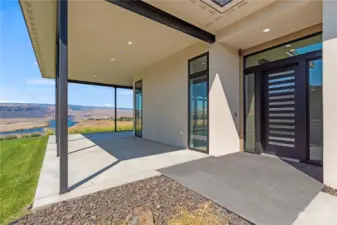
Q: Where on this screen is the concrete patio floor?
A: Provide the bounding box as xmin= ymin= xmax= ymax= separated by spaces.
xmin=159 ymin=152 xmax=325 ymax=225
xmin=33 ymin=132 xmax=208 ymax=209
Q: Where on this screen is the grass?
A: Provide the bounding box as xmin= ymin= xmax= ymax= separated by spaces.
xmin=0 ymin=136 xmax=48 ymax=225
xmin=68 ymin=120 xmax=133 ymax=134
xmin=168 ymin=202 xmax=224 ymax=225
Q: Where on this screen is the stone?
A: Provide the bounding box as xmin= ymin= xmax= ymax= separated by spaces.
xmin=123 ymin=207 xmax=154 ymax=225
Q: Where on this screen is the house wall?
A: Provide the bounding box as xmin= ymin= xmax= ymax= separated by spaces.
xmin=208 ymin=43 xmax=241 ymax=156
xmin=133 ymin=42 xmax=209 ymax=148
xmin=133 ymin=41 xmax=241 ymax=156
xmin=323 ymin=0 xmax=337 ymax=189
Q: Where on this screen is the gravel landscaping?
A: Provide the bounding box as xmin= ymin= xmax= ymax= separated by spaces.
xmin=14 ymin=176 xmax=251 ymax=225
xmin=323 ymin=185 xmax=337 ymax=196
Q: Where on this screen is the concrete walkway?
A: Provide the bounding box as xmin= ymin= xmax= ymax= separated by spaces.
xmin=159 ymin=152 xmax=325 ymax=225
xmin=293 ymin=192 xmax=337 ymax=225
xmin=33 ymin=132 xmax=208 ymax=209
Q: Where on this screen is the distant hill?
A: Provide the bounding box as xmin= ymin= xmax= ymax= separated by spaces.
xmin=0 ymin=103 xmax=133 ymax=119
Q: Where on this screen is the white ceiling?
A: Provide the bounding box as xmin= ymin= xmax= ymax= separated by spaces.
xmin=217 ymin=0 xmax=323 ymax=50
xmin=68 ymin=0 xmax=199 ymax=86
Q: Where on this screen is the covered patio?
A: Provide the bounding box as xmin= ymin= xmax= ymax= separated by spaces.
xmin=33 ymin=132 xmax=207 ymax=209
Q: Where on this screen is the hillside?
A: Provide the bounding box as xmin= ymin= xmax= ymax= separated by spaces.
xmin=0 ymin=103 xmax=133 ymax=120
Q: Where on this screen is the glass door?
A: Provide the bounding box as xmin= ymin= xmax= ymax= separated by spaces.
xmin=135 ymin=80 xmax=142 ymax=137
xmin=308 ymin=58 xmax=323 ymax=165
xmin=188 ymin=53 xmax=209 ymax=152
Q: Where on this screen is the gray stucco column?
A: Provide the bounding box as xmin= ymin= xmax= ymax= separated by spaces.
xmin=58 ymin=0 xmax=68 ymax=194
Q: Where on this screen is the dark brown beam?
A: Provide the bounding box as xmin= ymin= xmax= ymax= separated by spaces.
xmin=106 ymin=0 xmax=215 ymax=44
xmin=68 ymin=79 xmax=132 ymax=89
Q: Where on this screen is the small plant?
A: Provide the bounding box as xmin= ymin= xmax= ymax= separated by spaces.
xmin=168 ymin=202 xmax=224 ymax=225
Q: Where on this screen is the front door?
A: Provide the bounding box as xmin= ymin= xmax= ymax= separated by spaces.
xmin=263 ymin=63 xmax=307 ymax=160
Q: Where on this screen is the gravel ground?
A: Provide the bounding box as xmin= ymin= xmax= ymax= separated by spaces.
xmin=14 ymin=176 xmax=251 ymax=225
xmin=323 ymin=185 xmax=337 ymax=196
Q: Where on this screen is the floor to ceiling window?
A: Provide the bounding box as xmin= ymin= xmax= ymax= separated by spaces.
xmin=188 ymin=53 xmax=209 ymax=152
xmin=135 ymin=80 xmax=142 ymax=137
xmin=116 ymin=88 xmax=133 ymax=132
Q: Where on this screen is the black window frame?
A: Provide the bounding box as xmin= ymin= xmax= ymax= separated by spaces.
xmin=244 ymin=32 xmax=322 ymax=68
xmin=188 ymin=52 xmax=210 ymax=154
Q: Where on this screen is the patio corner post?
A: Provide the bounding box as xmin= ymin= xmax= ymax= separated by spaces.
xmin=115 ymin=87 xmax=117 ymax=132
xmin=55 ymin=73 xmax=59 ymax=157
xmin=58 ymin=0 xmax=68 ymax=194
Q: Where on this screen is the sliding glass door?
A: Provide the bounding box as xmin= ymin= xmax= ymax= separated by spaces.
xmin=135 ymin=80 xmax=142 ymax=137
xmin=188 ymin=53 xmax=209 ymax=152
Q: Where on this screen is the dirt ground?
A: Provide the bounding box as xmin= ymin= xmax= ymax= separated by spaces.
xmin=0 ymin=118 xmax=50 ymax=132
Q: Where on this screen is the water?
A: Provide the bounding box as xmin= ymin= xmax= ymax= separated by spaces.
xmin=0 ymin=118 xmax=78 ymax=136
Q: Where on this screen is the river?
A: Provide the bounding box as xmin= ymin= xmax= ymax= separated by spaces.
xmin=0 ymin=118 xmax=78 ymax=136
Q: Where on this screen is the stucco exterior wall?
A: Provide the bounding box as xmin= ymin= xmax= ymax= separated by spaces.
xmin=323 ymin=0 xmax=337 ymax=189
xmin=209 ymin=43 xmax=241 ymax=156
xmin=133 ymin=42 xmax=209 ymax=148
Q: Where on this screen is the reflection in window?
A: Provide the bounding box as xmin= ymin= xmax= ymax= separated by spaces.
xmin=308 ymin=59 xmax=323 ymax=164
xmin=189 ymin=55 xmax=207 ymax=74
xmin=189 ymin=54 xmax=208 ymax=151
xmin=189 ymin=76 xmax=208 ymax=151
xmin=245 ymin=34 xmax=322 ymax=68
xmin=135 ymin=81 xmax=142 ymax=137
xmin=245 ymin=74 xmax=255 ymax=151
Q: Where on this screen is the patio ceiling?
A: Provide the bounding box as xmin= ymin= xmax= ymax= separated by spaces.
xmin=20 ymin=0 xmax=202 ymax=86
xmin=20 ymin=0 xmax=322 ymax=87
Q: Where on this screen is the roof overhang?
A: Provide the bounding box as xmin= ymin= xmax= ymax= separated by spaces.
xmin=20 ymin=0 xmax=57 ymax=79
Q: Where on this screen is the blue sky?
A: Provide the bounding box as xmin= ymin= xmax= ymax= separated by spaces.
xmin=0 ymin=0 xmax=133 ymax=108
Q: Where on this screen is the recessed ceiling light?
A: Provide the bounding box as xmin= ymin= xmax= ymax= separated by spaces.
xmin=128 ymin=41 xmax=133 ymax=45
xmin=110 ymin=58 xmax=115 ymax=61
xmin=263 ymin=28 xmax=271 ymax=33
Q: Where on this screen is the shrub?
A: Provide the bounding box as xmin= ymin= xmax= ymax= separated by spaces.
xmin=30 ymin=133 xmax=42 ymax=137
xmin=3 ymin=135 xmax=18 ymax=140
xmin=45 ymin=129 xmax=55 ymax=136
xmin=19 ymin=134 xmax=30 ymax=139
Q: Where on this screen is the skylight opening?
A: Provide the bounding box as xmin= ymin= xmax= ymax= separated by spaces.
xmin=212 ymin=0 xmax=232 ymax=7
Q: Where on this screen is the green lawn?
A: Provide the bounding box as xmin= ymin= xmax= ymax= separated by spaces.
xmin=0 ymin=136 xmax=48 ymax=225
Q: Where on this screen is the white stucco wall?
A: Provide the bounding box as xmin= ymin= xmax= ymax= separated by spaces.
xmin=323 ymin=0 xmax=337 ymax=189
xmin=209 ymin=43 xmax=240 ymax=156
xmin=133 ymin=42 xmax=209 ymax=148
